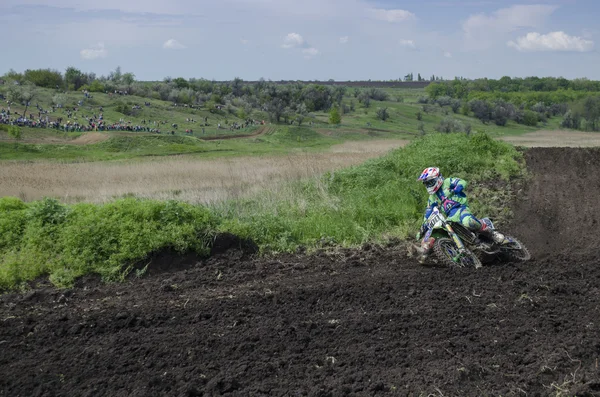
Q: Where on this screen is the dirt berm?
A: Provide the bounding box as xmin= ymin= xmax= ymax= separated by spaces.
xmin=1 ymin=148 xmax=599 ymax=396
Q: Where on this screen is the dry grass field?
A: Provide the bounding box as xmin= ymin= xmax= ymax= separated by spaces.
xmin=499 ymin=130 xmax=600 ymax=147
xmin=0 ymin=139 xmax=409 ymax=204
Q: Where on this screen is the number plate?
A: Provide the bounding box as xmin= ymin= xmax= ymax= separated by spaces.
xmin=427 ymin=214 xmax=442 ymax=229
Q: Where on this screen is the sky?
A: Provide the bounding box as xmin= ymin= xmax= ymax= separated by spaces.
xmin=1 ymin=0 xmax=599 ymax=81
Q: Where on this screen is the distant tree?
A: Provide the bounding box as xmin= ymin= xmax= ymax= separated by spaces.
xmin=376 ymin=107 xmax=390 ymax=121
xmin=416 ymin=111 xmax=423 ymax=121
xmin=7 ymin=82 xmax=37 ymax=118
xmin=469 ymin=99 xmax=493 ymax=124
xmin=266 ymin=98 xmax=285 ymax=122
xmin=295 ymin=103 xmax=308 ymax=125
xmin=122 ymin=72 xmax=136 ymax=86
xmin=561 ymin=110 xmax=582 ymax=130
xmin=464 ymin=123 xmax=472 ymax=136
xmin=109 ymin=66 xmax=123 ymax=83
xmin=89 ymin=80 xmax=105 ymax=93
xmin=231 ymin=77 xmax=244 ymax=97
xmin=173 ymin=77 xmax=189 ymax=89
xmin=417 ymin=73 xmax=422 ymax=82
xmin=581 ymin=96 xmax=600 ymax=131
xmin=65 ymin=67 xmax=87 ymax=90
xmin=329 ymin=106 xmax=341 ymax=125
xmin=52 ymin=93 xmax=67 ymax=107
xmin=23 ymin=69 xmax=63 ymax=88
xmin=491 ymin=101 xmax=512 ymax=126
xmin=461 ymin=103 xmax=470 ymax=116
xmin=358 ymin=92 xmax=371 ymax=108
xmin=331 ymin=85 xmax=347 ymax=105
xmin=435 ymin=117 xmax=464 ymax=133
xmin=450 ymin=99 xmax=461 ymax=114
xmin=418 ymin=122 xmax=425 ymax=136
xmin=2 ymin=69 xmax=24 ymax=84
xmin=522 ymin=110 xmax=539 ymax=127
xmin=366 ymin=88 xmax=388 ymax=101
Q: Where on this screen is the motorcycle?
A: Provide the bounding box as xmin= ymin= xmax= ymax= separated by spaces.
xmin=419 ymin=206 xmax=530 ymax=268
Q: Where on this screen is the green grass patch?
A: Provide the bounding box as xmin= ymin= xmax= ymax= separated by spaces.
xmin=216 ymin=132 xmax=526 ymax=252
xmin=0 ymin=198 xmax=217 ymax=290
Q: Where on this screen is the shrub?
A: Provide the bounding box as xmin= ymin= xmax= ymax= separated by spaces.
xmin=376 ymin=107 xmax=390 ymax=121
xmin=522 ymin=110 xmax=538 ymax=126
xmin=0 ymin=198 xmax=217 ymax=289
xmin=329 ymin=106 xmax=341 ymax=125
xmin=435 ymin=117 xmax=464 ymax=133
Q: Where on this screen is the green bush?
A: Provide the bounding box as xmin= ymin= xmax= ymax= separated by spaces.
xmin=522 ymin=110 xmax=539 ymax=126
xmin=0 ymin=198 xmax=217 ymax=290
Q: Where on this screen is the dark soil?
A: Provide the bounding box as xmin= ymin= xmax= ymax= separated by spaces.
xmin=1 ymin=148 xmax=600 ymax=397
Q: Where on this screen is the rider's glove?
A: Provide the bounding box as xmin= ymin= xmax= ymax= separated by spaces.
xmin=452 ymin=184 xmax=463 ymax=194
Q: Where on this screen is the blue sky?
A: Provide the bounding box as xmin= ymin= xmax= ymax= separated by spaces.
xmin=0 ymin=0 xmax=598 ymax=81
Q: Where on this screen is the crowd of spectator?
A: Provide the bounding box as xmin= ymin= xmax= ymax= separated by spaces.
xmin=1 ymin=90 xmax=266 ymax=136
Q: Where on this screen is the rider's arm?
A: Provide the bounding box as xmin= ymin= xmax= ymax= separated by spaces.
xmin=422 ymin=196 xmax=438 ymax=224
xmin=448 ymin=177 xmax=467 ymax=195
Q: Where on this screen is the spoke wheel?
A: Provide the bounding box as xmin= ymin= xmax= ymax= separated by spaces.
xmin=501 ymin=237 xmax=531 ymax=262
xmin=434 ymin=238 xmax=482 ymax=269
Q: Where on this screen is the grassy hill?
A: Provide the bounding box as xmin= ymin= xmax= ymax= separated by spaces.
xmin=0 ymin=85 xmax=553 ymax=162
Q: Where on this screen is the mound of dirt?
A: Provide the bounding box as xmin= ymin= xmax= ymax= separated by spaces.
xmin=1 ymin=148 xmax=600 ymax=396
xmin=510 ymin=147 xmax=600 ymax=260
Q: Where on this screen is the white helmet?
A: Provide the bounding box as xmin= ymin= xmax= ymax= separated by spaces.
xmin=417 ymin=167 xmax=443 ymax=194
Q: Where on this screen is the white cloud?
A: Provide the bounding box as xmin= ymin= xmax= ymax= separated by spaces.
xmin=444 ymin=51 xmax=452 ymax=58
xmin=399 ymin=39 xmax=416 ymax=48
xmin=369 ymin=8 xmax=416 ymax=23
xmin=463 ymin=4 xmax=558 ymax=50
xmin=80 ymin=43 xmax=108 ymax=60
xmin=240 ymin=38 xmax=249 ymax=45
xmin=282 ymin=32 xmax=305 ymax=49
xmin=302 ymin=47 xmax=319 ymax=58
xmin=508 ymin=31 xmax=594 ymax=52
xmin=163 ymin=39 xmax=186 ymax=49
xmin=339 ymin=36 xmax=349 ymax=44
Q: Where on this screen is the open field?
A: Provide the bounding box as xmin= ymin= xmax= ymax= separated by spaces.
xmin=1 ymin=147 xmax=599 ymax=396
xmin=0 ymin=139 xmax=408 ymax=204
xmin=500 ymin=129 xmax=600 ymax=147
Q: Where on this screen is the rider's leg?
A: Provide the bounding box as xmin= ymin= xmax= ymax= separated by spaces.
xmin=418 ymin=236 xmax=435 ymax=263
xmin=457 ymin=208 xmax=508 ymax=244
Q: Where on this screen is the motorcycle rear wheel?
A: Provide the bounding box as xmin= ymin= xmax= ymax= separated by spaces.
xmin=501 ymin=237 xmax=531 ymax=262
xmin=434 ymin=238 xmax=482 ymax=269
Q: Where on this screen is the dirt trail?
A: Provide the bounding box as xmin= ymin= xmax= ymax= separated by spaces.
xmin=1 ymin=148 xmax=600 ymax=396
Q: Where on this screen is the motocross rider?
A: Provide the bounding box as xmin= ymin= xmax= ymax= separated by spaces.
xmin=415 ymin=167 xmax=508 ymax=263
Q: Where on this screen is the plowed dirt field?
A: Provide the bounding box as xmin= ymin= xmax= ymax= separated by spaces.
xmin=1 ymin=148 xmax=599 ymax=396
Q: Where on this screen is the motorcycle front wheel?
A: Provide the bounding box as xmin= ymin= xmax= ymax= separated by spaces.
xmin=434 ymin=238 xmax=482 ymax=269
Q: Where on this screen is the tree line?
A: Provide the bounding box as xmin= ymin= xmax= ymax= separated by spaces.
xmin=1 ymin=67 xmax=393 ymax=125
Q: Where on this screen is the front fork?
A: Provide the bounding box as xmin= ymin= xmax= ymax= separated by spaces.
xmin=445 ymin=224 xmax=467 ymax=262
